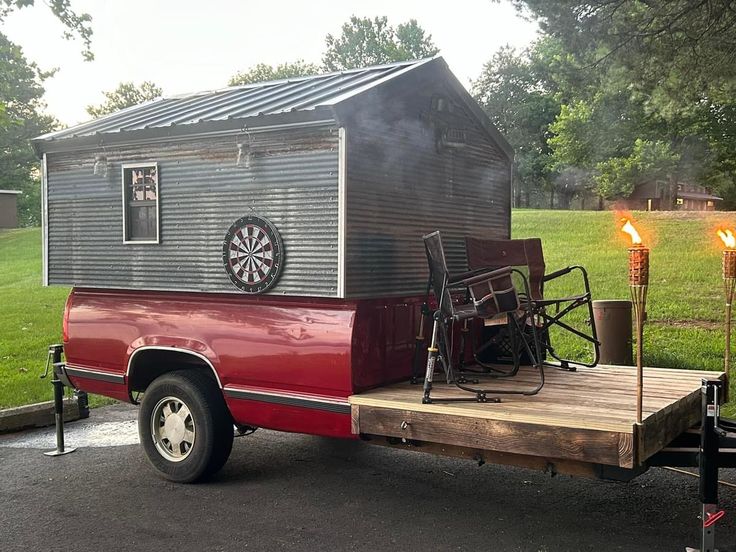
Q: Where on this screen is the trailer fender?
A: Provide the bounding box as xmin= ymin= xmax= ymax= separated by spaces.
xmin=126 ymin=345 xmax=222 ymax=401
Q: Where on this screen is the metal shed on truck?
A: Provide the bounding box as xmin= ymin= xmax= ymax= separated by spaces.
xmin=33 ymin=56 xmax=512 ymax=298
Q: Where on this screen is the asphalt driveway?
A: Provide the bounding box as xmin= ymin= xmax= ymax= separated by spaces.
xmin=0 ymin=403 xmax=734 ymax=551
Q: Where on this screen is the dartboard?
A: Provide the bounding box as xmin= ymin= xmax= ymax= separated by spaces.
xmin=222 ymin=215 xmax=284 ymax=293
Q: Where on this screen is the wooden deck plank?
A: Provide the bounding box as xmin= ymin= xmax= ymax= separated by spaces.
xmin=355 ymin=405 xmax=635 ymax=467
xmin=353 ymin=388 xmax=687 ymax=427
xmin=349 ymin=364 xmax=726 ymax=468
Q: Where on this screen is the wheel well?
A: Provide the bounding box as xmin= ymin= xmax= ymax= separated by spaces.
xmin=128 ymin=349 xmax=219 ymax=394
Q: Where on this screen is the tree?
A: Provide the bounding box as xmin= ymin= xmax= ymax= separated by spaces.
xmin=595 ymin=139 xmax=679 ymax=199
xmin=0 ymin=0 xmax=93 ymax=60
xmin=472 ymin=43 xmax=559 ymax=207
xmin=0 ymin=32 xmax=56 ymax=226
xmin=86 ymin=81 xmax=163 ymax=118
xmin=323 ymin=16 xmax=438 ymax=71
xmin=228 ymin=60 xmax=319 ymax=86
xmin=506 ymin=1 xmax=736 ymax=207
xmin=511 ymin=1 xmax=736 ymax=110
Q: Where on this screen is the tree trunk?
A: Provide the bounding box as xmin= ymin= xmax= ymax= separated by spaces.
xmin=549 ymin=189 xmax=555 ymax=209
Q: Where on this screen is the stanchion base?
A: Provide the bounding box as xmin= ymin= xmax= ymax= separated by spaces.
xmin=43 ymin=447 xmax=76 ymax=457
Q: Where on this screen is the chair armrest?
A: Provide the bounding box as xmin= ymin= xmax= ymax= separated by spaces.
xmin=460 ymin=266 xmax=514 ymax=286
xmin=447 ymin=267 xmax=496 ymax=284
xmin=542 ymin=265 xmax=592 ymax=297
xmin=542 ymin=266 xmax=574 ymax=282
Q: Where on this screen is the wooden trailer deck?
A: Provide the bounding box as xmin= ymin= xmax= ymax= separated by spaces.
xmin=350 ymin=365 xmax=727 ymax=472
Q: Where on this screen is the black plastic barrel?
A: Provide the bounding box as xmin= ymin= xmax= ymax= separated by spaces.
xmin=592 ymin=300 xmax=633 ymax=366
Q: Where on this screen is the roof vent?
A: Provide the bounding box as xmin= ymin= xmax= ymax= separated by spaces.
xmin=438 ymin=127 xmax=467 ymax=150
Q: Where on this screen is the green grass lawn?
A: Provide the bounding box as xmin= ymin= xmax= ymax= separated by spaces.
xmin=513 ymin=209 xmax=735 ymax=415
xmin=1 ymin=214 xmax=734 ymax=414
xmin=0 ymin=228 xmax=70 ymax=408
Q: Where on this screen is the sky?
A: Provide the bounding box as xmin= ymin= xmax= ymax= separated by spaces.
xmin=4 ymin=0 xmax=538 ymax=127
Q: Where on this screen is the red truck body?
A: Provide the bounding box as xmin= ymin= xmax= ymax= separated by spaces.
xmin=63 ymin=288 xmax=422 ymax=439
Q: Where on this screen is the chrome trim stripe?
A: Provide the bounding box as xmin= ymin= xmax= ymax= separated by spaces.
xmin=125 ymin=346 xmax=223 ymax=388
xmin=65 ymin=365 xmax=126 ymax=384
xmin=223 ymin=387 xmax=351 ymax=414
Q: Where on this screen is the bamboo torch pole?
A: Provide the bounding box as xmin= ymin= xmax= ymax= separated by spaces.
xmin=629 ymin=245 xmax=649 ymax=424
xmin=722 ymin=247 xmax=736 ymax=379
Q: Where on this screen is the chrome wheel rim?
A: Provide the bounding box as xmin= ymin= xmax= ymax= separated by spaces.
xmin=151 ymin=396 xmax=195 ymax=462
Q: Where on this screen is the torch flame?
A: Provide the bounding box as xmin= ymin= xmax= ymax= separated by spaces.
xmin=621 ymin=218 xmax=642 ymax=246
xmin=718 ymin=228 xmax=736 ymax=250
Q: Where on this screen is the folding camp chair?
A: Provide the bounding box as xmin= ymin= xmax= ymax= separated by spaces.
xmin=420 ymin=231 xmax=545 ymax=404
xmin=465 ymin=237 xmax=600 ymax=371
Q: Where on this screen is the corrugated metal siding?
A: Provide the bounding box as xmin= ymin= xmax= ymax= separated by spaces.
xmin=47 ymin=127 xmax=340 ymax=296
xmin=37 ymin=60 xmax=424 ymax=142
xmin=344 ymin=77 xmax=510 ymax=298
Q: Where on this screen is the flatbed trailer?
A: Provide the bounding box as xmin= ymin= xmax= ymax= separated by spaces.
xmin=351 ymin=364 xmax=723 ymax=474
xmin=348 ymin=368 xmax=736 ymax=551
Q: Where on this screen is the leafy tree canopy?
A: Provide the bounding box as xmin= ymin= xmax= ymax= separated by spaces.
xmin=86 ymin=81 xmax=162 ymax=118
xmin=228 ymin=60 xmax=319 ymax=86
xmin=229 ymin=17 xmax=438 ymax=87
xmin=511 ymin=1 xmax=736 ymax=111
xmin=0 ymin=32 xmax=56 ymax=225
xmin=0 ymin=0 xmax=93 ymax=60
xmin=472 ymin=40 xmax=560 ymax=206
xmin=480 ymin=1 xmax=736 ymax=207
xmin=323 ymin=16 xmax=438 ymax=71
xmin=595 ymin=139 xmax=680 ymax=199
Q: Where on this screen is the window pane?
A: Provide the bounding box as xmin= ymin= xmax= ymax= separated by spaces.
xmin=124 ymin=165 xmax=158 ymax=241
xmin=130 ymin=205 xmax=156 ymax=239
xmin=143 ymin=167 xmax=157 ymax=200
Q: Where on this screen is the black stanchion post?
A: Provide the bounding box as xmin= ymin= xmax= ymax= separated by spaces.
xmin=697 ymin=379 xmax=724 ymax=552
xmin=44 ymin=344 xmax=76 ymax=457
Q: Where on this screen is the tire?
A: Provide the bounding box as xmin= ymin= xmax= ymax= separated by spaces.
xmin=138 ymin=369 xmax=233 ymax=483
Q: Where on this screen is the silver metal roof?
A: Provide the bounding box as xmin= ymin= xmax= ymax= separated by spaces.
xmin=37 ymin=58 xmax=433 ymax=142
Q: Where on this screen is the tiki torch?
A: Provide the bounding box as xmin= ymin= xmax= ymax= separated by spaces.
xmin=717 ymin=228 xmax=736 ymax=378
xmin=622 ymin=218 xmax=648 ymax=423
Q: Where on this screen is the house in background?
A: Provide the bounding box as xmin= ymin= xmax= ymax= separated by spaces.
xmin=624 ymin=180 xmax=722 ymax=211
xmin=0 ymin=190 xmax=21 ymax=228
xmin=675 ymin=183 xmax=722 ymax=211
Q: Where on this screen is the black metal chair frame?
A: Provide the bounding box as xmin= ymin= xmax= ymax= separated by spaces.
xmin=419 ymin=231 xmax=545 ymax=404
xmin=464 ymin=237 xmax=601 ymax=372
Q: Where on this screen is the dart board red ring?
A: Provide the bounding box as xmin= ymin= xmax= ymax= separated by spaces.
xmin=222 ymin=215 xmax=284 ymax=294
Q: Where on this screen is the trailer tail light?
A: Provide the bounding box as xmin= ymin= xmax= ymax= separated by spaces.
xmin=62 ymin=293 xmax=73 ymax=343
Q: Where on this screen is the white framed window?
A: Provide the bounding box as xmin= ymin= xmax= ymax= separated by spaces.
xmin=122 ymin=163 xmax=159 ymax=244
